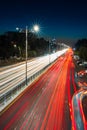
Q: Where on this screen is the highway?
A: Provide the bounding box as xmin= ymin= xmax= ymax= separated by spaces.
xmin=0 ymin=49 xmax=79 ymax=130
xmin=0 ymin=49 xmax=67 ymax=96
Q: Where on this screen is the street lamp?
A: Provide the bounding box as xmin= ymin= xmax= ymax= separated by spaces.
xmin=16 ymin=25 xmax=39 ymax=85
xmin=25 ymin=26 xmax=28 ymax=85
xmin=33 ymin=25 xmax=39 ymax=32
xmin=25 ymin=24 xmax=39 ymax=85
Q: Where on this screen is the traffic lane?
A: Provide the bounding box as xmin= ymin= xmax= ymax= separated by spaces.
xmin=0 ymin=56 xmax=66 ymax=129
xmin=0 ymin=58 xmax=64 ymax=130
xmin=0 ymin=49 xmax=68 ymax=81
xmin=0 ymin=57 xmax=49 ymax=87
xmin=62 ymin=58 xmax=75 ymax=130
xmin=40 ymin=54 xmax=72 ymax=130
xmin=0 ymin=50 xmax=67 ymax=78
xmin=19 ymin=59 xmax=64 ymax=130
xmin=0 ymin=62 xmax=52 ymax=95
xmin=19 ymin=50 xmax=72 ymax=130
xmin=0 ymin=56 xmax=45 ymax=75
xmin=0 ymin=55 xmax=60 ymax=95
xmin=66 ymin=54 xmax=81 ymax=130
xmin=0 ymin=58 xmax=49 ymax=87
xmin=0 ymin=49 xmax=68 ymax=96
xmin=59 ymin=52 xmax=76 ymax=130
xmin=67 ymin=53 xmax=86 ymax=130
xmin=61 ymin=51 xmax=79 ymax=130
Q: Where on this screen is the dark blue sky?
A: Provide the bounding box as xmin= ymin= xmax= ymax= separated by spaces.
xmin=0 ymin=0 xmax=87 ymax=41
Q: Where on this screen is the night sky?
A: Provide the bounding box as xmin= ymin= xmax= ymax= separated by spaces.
xmin=0 ymin=0 xmax=87 ymax=41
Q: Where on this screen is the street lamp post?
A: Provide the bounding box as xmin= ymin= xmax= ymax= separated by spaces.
xmin=25 ymin=24 xmax=39 ymax=85
xmin=16 ymin=25 xmax=39 ymax=85
xmin=26 ymin=26 xmax=28 ymax=85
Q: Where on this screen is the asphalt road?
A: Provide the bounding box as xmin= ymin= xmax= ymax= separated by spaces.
xmin=0 ymin=49 xmax=77 ymax=130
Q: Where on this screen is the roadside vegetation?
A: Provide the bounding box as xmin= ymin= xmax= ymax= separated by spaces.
xmin=75 ymin=39 xmax=87 ymax=61
xmin=0 ymin=31 xmax=58 ymax=66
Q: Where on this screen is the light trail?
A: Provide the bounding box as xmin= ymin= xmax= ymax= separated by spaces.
xmin=20 ymin=56 xmax=66 ymax=130
xmin=0 ymin=52 xmax=68 ymax=129
xmin=0 ymin=48 xmax=82 ymax=130
xmin=0 ymin=49 xmax=68 ymax=96
xmin=40 ymin=55 xmax=69 ymax=130
xmin=66 ymin=55 xmax=77 ymax=130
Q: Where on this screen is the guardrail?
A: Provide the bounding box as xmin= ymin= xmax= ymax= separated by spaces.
xmin=0 ymin=64 xmax=49 ymax=112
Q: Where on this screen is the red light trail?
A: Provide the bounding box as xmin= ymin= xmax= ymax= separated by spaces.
xmin=0 ymin=49 xmax=85 ymax=130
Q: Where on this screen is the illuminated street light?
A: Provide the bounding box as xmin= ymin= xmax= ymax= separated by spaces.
xmin=33 ymin=24 xmax=39 ymax=32
xmin=16 ymin=27 xmax=19 ymax=31
xmin=16 ymin=25 xmax=40 ymax=85
xmin=25 ymin=25 xmax=39 ymax=85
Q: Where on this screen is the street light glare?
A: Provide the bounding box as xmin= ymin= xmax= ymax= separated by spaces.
xmin=16 ymin=27 xmax=19 ymax=31
xmin=33 ymin=25 xmax=39 ymax=32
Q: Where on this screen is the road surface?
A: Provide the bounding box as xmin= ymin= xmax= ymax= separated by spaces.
xmin=0 ymin=49 xmax=78 ymax=130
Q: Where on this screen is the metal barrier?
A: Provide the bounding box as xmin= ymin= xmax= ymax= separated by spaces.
xmin=0 ymin=64 xmax=48 ymax=111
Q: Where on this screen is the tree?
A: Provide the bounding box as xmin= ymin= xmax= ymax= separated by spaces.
xmin=75 ymin=39 xmax=87 ymax=51
xmin=0 ymin=31 xmax=50 ymax=59
xmin=79 ymin=47 xmax=87 ymax=60
xmin=75 ymin=38 xmax=87 ymax=61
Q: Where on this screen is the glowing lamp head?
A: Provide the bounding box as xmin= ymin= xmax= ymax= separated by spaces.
xmin=33 ymin=25 xmax=39 ymax=32
xmin=16 ymin=27 xmax=19 ymax=31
